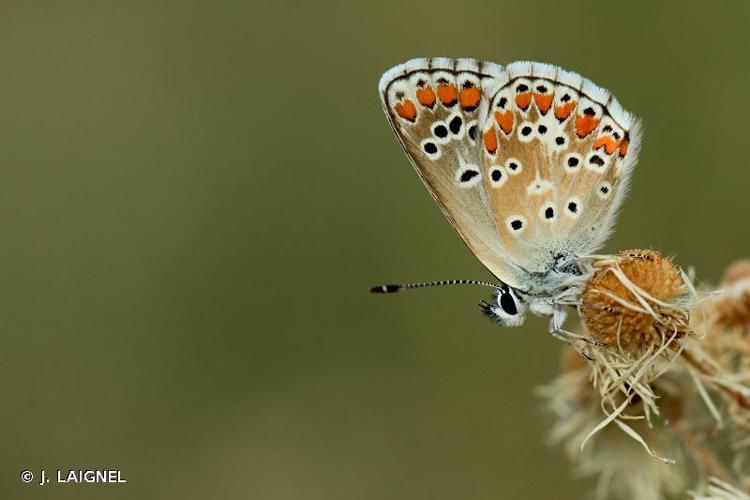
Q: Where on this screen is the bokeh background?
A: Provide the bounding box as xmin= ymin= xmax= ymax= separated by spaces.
xmin=1 ymin=1 xmax=749 ymax=498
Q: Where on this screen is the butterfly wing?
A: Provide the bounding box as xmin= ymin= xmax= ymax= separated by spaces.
xmin=379 ymin=58 xmax=527 ymax=287
xmin=479 ymin=61 xmax=641 ymax=284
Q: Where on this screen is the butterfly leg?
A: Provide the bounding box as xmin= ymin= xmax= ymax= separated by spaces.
xmin=554 ymin=327 xmax=605 ymax=348
xmin=551 ymin=285 xmax=583 ymax=306
xmin=550 ymin=306 xmax=568 ymax=332
xmin=548 ymin=327 xmax=594 ymax=361
xmin=549 ymin=304 xmax=604 ymax=347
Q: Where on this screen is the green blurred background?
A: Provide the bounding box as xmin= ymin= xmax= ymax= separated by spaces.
xmin=1 ymin=1 xmax=749 ymax=498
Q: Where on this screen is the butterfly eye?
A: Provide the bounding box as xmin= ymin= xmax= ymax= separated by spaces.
xmin=498 ymin=287 xmax=519 ymax=315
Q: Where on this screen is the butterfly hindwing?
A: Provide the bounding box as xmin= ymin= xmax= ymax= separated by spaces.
xmin=480 ymin=61 xmax=641 ymax=276
xmin=379 ymin=58 xmax=526 ymax=287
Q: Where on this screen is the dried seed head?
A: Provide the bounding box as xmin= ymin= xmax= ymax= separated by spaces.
xmin=581 ymin=250 xmax=691 ymax=352
xmin=544 ymin=255 xmax=750 ymax=498
xmin=713 ymin=259 xmax=750 ymax=329
xmin=695 ymin=259 xmax=750 ymax=438
xmin=722 ymin=259 xmax=750 ymax=286
xmin=538 ymin=348 xmax=688 ymax=500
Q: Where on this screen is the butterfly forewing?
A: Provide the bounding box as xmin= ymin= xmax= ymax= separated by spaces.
xmin=379 ymin=58 xmax=526 ymax=287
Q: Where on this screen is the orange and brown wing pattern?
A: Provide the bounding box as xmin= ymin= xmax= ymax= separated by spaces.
xmin=379 ymin=58 xmax=526 ymax=287
xmin=479 ymin=62 xmax=641 ymax=274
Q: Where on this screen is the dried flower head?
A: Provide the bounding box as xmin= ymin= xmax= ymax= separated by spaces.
xmin=540 ymin=253 xmax=750 ymax=499
xmin=713 ymin=259 xmax=750 ymax=330
xmin=581 ymin=250 xmax=691 ymax=352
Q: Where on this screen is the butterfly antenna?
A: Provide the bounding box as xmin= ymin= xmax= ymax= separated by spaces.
xmin=369 ymin=279 xmax=500 ymax=294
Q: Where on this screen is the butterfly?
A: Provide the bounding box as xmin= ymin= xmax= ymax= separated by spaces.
xmin=371 ymin=58 xmax=641 ymax=338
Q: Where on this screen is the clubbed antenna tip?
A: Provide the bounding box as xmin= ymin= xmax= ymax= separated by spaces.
xmin=369 ymin=284 xmax=402 ymax=294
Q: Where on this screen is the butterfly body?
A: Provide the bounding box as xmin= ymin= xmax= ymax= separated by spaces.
xmin=377 ymin=58 xmax=641 ymax=329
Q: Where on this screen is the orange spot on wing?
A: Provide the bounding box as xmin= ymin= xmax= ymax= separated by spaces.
xmin=593 ymin=136 xmax=622 ymax=155
xmin=416 ymin=87 xmax=436 ymax=108
xmin=437 ymin=83 xmax=458 ymax=107
xmin=515 ymin=92 xmax=531 ymax=110
xmin=534 ymin=93 xmax=553 ymax=114
xmin=619 ymin=138 xmax=630 ymax=157
xmin=459 ymin=87 xmax=481 ymax=110
xmin=394 ymin=100 xmax=417 ymax=122
xmin=554 ymin=101 xmax=576 ymax=121
xmin=494 ymin=110 xmax=514 ymax=135
xmin=575 ymin=115 xmax=600 ymax=138
xmin=483 ymin=127 xmax=498 ymax=154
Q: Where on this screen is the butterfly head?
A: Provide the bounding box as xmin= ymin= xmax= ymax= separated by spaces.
xmin=480 ymin=284 xmax=527 ymax=327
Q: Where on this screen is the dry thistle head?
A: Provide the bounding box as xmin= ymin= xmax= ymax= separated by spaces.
xmin=713 ymin=259 xmax=750 ymax=330
xmin=541 ymin=254 xmax=750 ymax=499
xmin=722 ymin=260 xmax=750 ymax=286
xmin=581 ymin=250 xmax=691 ymax=352
xmin=537 ymin=347 xmax=689 ymax=500
xmin=693 ymin=258 xmax=750 ymax=470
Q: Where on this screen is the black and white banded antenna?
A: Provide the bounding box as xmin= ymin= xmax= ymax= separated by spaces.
xmin=369 ymin=279 xmax=501 ymax=294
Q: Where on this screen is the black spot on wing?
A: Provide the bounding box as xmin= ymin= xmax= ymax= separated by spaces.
xmin=449 ymin=115 xmax=462 ymax=135
xmin=460 ymin=169 xmax=479 ymax=183
xmin=590 ymin=155 xmax=605 ymax=167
